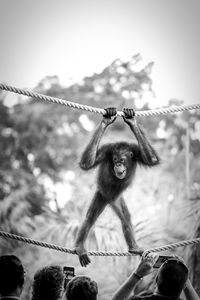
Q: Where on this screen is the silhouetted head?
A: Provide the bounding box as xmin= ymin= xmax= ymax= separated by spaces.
xmin=0 ymin=255 xmax=25 ymax=296
xmin=66 ymin=276 xmax=98 ymax=300
xmin=156 ymin=258 xmax=189 ymax=297
xmin=32 ymin=265 xmax=64 ymax=300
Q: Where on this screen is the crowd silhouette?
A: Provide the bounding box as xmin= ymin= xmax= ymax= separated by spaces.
xmin=0 ymin=252 xmax=199 ymax=300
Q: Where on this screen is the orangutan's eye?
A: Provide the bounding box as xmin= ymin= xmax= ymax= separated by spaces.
xmin=113 ymin=156 xmax=118 ymax=162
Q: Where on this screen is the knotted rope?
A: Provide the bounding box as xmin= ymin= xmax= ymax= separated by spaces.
xmin=1 ymin=83 xmax=200 ymax=117
xmin=0 ymin=230 xmax=199 ymax=257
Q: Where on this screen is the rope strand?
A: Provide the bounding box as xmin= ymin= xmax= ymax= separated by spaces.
xmin=1 ymin=83 xmax=200 ymax=117
xmin=0 ymin=230 xmax=199 ymax=257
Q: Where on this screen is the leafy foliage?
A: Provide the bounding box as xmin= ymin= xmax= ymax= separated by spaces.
xmin=0 ymin=55 xmax=200 ymax=299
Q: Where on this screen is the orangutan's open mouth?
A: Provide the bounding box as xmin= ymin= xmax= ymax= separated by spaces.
xmin=115 ymin=169 xmax=126 ymax=179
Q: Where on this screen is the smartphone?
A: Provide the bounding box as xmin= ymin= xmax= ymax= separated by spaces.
xmin=153 ymin=255 xmax=173 ymax=268
xmin=63 ymin=266 xmax=75 ymax=279
xmin=63 ymin=266 xmax=75 ymax=288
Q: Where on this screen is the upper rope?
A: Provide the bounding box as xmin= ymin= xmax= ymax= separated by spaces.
xmin=1 ymin=83 xmax=200 ymax=117
xmin=0 ymin=230 xmax=199 ymax=257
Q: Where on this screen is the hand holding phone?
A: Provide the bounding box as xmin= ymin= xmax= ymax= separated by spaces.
xmin=134 ymin=253 xmax=159 ymax=278
xmin=153 ymin=255 xmax=173 ymax=268
xmin=63 ymin=266 xmax=75 ymax=288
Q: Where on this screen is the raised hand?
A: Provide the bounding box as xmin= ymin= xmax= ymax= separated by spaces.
xmin=135 ymin=252 xmax=159 ymax=278
xmin=102 ymin=107 xmax=117 ymax=126
xmin=122 ymin=108 xmax=136 ymax=126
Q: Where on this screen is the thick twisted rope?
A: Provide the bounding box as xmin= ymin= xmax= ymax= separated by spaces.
xmin=1 ymin=83 xmax=200 ymax=117
xmin=0 ymin=230 xmax=199 ymax=257
xmin=143 ymin=237 xmax=200 ymax=255
xmin=0 ymin=231 xmax=138 ymax=256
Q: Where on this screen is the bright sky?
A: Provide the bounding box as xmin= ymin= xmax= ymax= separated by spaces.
xmin=1 ymin=0 xmax=200 ymax=107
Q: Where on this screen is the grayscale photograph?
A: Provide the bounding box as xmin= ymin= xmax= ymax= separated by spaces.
xmin=0 ymin=1 xmax=200 ymax=299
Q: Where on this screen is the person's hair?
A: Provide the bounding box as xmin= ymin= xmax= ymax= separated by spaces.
xmin=66 ymin=276 xmax=98 ymax=300
xmin=31 ymin=265 xmax=64 ymax=300
xmin=0 ymin=255 xmax=25 ymax=295
xmin=156 ymin=258 xmax=189 ymax=297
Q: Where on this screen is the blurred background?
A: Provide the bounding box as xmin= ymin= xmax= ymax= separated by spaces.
xmin=0 ymin=0 xmax=200 ymax=299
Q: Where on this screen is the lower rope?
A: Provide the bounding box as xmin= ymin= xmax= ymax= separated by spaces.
xmin=0 ymin=230 xmax=199 ymax=257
